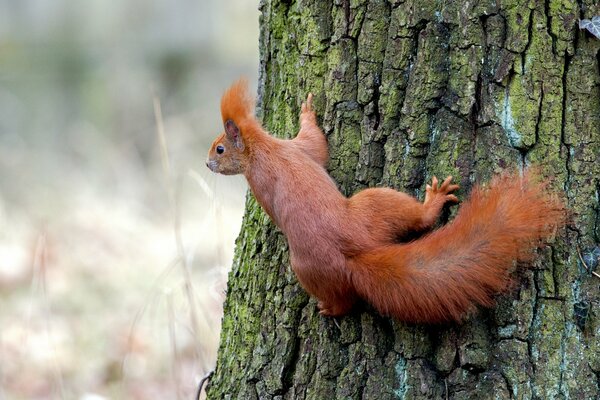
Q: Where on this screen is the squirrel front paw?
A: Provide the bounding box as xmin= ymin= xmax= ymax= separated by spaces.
xmin=424 ymin=176 xmax=459 ymax=206
xmin=300 ymin=93 xmax=317 ymax=124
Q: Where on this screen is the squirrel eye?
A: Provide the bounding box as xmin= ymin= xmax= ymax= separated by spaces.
xmin=216 ymin=145 xmax=225 ymax=154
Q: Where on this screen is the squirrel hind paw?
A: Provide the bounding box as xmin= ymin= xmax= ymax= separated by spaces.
xmin=317 ymin=300 xmax=352 ymax=317
xmin=425 ymin=175 xmax=460 ymax=205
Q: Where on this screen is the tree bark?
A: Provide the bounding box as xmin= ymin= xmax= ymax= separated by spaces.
xmin=206 ymin=0 xmax=600 ymax=398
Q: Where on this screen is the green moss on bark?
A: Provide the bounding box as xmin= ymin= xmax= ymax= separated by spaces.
xmin=206 ymin=0 xmax=600 ymax=398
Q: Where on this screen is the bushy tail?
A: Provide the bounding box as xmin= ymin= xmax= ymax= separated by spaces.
xmin=350 ymin=171 xmax=565 ymax=323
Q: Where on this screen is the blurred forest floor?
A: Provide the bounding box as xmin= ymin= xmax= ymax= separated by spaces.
xmin=0 ymin=1 xmax=258 ymax=398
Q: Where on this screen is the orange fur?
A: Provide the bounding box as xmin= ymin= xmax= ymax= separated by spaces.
xmin=206 ymin=80 xmax=565 ymax=324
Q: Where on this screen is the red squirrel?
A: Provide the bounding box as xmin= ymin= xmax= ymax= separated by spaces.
xmin=206 ymin=80 xmax=565 ymax=324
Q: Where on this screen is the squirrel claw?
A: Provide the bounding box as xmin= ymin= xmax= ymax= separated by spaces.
xmin=318 ymin=307 xmax=334 ymax=317
xmin=318 ymin=300 xmax=338 ymax=317
xmin=440 ymin=176 xmax=452 ymax=190
xmin=446 ymin=194 xmax=459 ymax=203
xmin=440 ymin=177 xmax=460 ymax=194
xmin=301 ymin=93 xmax=314 ymax=113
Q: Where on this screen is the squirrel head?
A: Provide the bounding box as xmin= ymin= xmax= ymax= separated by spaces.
xmin=206 ymin=119 xmax=248 ymax=175
xmin=206 ymin=79 xmax=254 ymax=175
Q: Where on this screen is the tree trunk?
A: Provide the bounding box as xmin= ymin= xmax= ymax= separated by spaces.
xmin=206 ymin=0 xmax=600 ymax=398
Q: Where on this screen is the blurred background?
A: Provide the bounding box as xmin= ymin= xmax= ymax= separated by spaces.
xmin=0 ymin=0 xmax=258 ymax=398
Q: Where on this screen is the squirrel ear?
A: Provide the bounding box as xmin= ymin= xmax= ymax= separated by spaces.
xmin=224 ymin=119 xmax=244 ymax=151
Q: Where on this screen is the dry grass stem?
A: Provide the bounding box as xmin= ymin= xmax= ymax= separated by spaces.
xmin=153 ymin=95 xmax=210 ymax=389
xmin=30 ymin=233 xmax=66 ymax=399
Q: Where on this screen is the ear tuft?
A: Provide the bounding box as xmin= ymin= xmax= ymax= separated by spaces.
xmin=225 ymin=119 xmax=244 ymax=150
xmin=221 ymin=79 xmax=254 ymax=125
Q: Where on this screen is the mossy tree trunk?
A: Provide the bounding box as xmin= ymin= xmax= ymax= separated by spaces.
xmin=206 ymin=0 xmax=600 ymax=398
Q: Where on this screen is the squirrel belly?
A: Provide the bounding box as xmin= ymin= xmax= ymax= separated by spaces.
xmin=207 ymin=80 xmax=565 ymax=324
